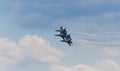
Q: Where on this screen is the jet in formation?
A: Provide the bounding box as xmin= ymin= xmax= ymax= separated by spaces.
xmin=55 ymin=26 xmax=73 ymax=46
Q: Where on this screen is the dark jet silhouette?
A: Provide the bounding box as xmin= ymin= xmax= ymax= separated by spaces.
xmin=66 ymin=34 xmax=71 ymax=40
xmin=55 ymin=26 xmax=64 ymax=32
xmin=55 ymin=26 xmax=67 ymax=40
xmin=61 ymin=34 xmax=73 ymax=46
xmin=61 ymin=39 xmax=73 ymax=46
xmin=55 ymin=26 xmax=73 ymax=46
xmin=55 ymin=34 xmax=66 ymax=40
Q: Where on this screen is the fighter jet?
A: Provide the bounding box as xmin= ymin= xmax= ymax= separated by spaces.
xmin=55 ymin=26 xmax=64 ymax=32
xmin=66 ymin=34 xmax=71 ymax=40
xmin=61 ymin=34 xmax=73 ymax=46
xmin=55 ymin=26 xmax=67 ymax=40
xmin=55 ymin=26 xmax=73 ymax=46
xmin=61 ymin=39 xmax=73 ymax=46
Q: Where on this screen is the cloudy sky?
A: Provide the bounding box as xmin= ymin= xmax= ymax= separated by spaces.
xmin=0 ymin=0 xmax=120 ymax=71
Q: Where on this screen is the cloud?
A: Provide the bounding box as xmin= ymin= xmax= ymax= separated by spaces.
xmin=51 ymin=59 xmax=120 ymax=71
xmin=96 ymin=59 xmax=120 ymax=71
xmin=0 ymin=35 xmax=66 ymax=65
xmin=102 ymin=48 xmax=120 ymax=56
xmin=51 ymin=64 xmax=100 ymax=71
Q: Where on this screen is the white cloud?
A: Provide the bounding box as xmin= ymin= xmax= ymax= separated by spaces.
xmin=102 ymin=48 xmax=120 ymax=56
xmin=51 ymin=65 xmax=72 ymax=71
xmin=0 ymin=35 xmax=66 ymax=65
xmin=51 ymin=59 xmax=120 ymax=71
xmin=51 ymin=64 xmax=100 ymax=71
xmin=96 ymin=59 xmax=120 ymax=71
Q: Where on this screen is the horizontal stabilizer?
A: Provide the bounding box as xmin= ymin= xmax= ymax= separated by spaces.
xmin=55 ymin=30 xmax=63 ymax=32
xmin=61 ymin=40 xmax=68 ymax=42
xmin=55 ymin=34 xmax=63 ymax=36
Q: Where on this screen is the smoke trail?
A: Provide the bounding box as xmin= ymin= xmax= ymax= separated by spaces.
xmin=74 ymin=32 xmax=120 ymax=47
xmin=76 ymin=32 xmax=120 ymax=42
xmin=74 ymin=38 xmax=120 ymax=46
xmin=76 ymin=33 xmax=120 ymax=39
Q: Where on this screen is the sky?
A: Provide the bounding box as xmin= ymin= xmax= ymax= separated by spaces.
xmin=0 ymin=0 xmax=120 ymax=71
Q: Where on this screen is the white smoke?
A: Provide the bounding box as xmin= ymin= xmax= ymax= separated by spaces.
xmin=74 ymin=32 xmax=120 ymax=47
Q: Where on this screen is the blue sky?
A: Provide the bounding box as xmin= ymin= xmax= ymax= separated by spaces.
xmin=0 ymin=0 xmax=120 ymax=71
